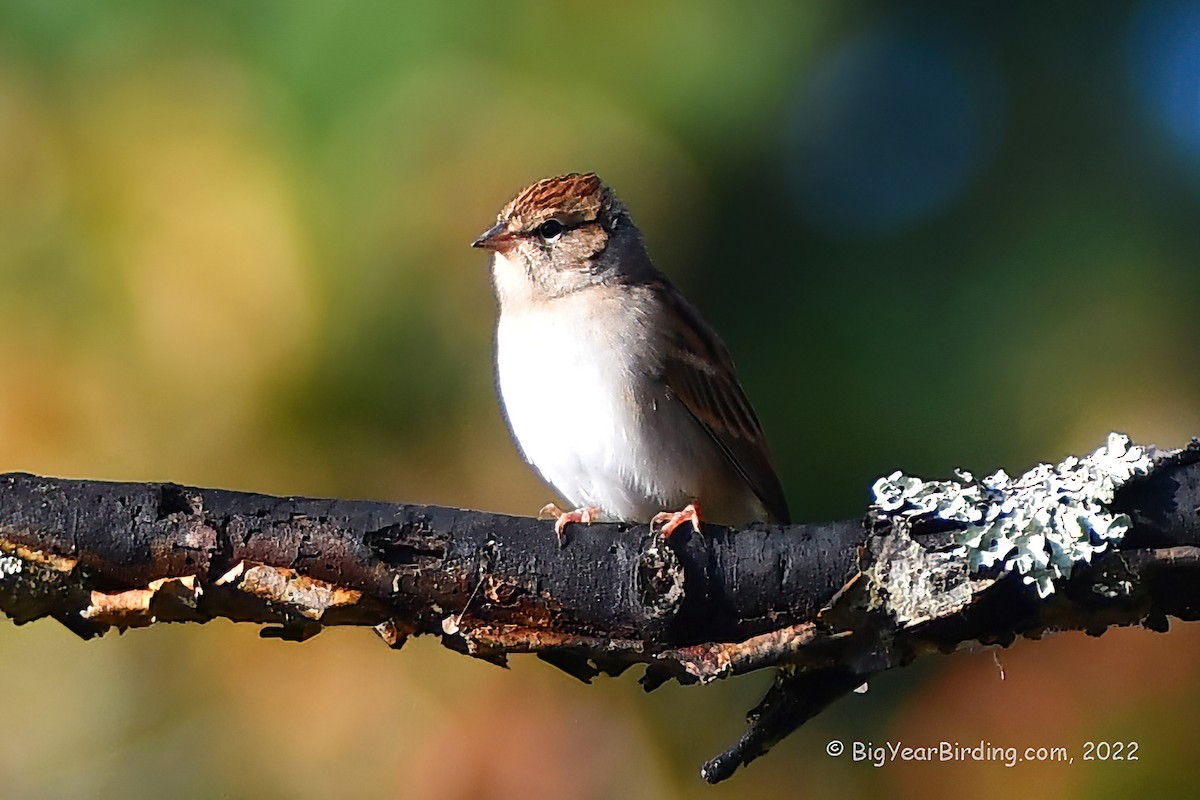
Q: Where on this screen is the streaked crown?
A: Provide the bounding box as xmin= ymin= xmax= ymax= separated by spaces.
xmin=500 ymin=172 xmax=621 ymax=232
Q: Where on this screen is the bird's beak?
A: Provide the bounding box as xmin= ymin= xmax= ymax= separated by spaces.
xmin=472 ymin=221 xmax=514 ymax=252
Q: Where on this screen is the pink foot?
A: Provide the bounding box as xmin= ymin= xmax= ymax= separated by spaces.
xmin=538 ymin=503 xmax=601 ymax=543
xmin=650 ymin=503 xmax=702 ymax=538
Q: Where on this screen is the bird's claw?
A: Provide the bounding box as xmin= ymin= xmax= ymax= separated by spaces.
xmin=650 ymin=503 xmax=702 ymax=538
xmin=538 ymin=503 xmax=599 ymax=544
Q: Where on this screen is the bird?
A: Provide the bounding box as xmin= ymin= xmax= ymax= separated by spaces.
xmin=473 ymin=172 xmax=790 ymax=539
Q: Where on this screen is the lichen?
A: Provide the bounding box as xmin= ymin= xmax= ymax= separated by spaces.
xmin=865 ymin=513 xmax=1007 ymax=625
xmin=0 ymin=554 xmax=22 ymax=578
xmin=871 ymin=432 xmax=1152 ymax=598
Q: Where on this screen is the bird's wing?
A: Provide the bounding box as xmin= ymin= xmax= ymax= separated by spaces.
xmin=656 ymin=287 xmax=792 ymax=524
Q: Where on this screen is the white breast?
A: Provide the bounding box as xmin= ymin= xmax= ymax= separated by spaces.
xmin=491 ymin=253 xmax=760 ymax=523
xmin=496 ymin=285 xmax=658 ymax=520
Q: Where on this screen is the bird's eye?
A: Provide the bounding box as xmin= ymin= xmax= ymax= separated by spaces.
xmin=535 ymin=219 xmax=565 ymax=241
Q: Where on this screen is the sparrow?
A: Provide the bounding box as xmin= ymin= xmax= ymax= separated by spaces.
xmin=473 ymin=173 xmax=790 ymax=538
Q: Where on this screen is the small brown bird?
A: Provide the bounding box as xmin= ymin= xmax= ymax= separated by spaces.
xmin=473 ymin=173 xmax=790 ymax=537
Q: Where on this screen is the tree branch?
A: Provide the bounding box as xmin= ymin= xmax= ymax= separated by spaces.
xmin=1 ymin=439 xmax=1198 ymax=782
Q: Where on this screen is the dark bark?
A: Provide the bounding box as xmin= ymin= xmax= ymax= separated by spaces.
xmin=0 ymin=441 xmax=1197 ymax=782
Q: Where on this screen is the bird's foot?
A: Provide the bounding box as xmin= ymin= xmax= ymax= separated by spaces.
xmin=650 ymin=503 xmax=702 ymax=538
xmin=538 ymin=503 xmax=601 ymax=544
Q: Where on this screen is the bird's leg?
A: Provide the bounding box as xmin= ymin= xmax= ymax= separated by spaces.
xmin=650 ymin=502 xmax=702 ymax=538
xmin=538 ymin=503 xmax=601 ymax=544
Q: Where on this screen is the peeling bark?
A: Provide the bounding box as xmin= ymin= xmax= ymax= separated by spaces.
xmin=1 ymin=441 xmax=1199 ymax=782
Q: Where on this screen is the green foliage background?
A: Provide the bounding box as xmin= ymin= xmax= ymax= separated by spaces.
xmin=2 ymin=2 xmax=1199 ymax=797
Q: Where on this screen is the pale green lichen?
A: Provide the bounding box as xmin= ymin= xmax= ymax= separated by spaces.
xmin=871 ymin=433 xmax=1152 ymax=599
xmin=866 ymin=520 xmax=992 ymax=627
xmin=0 ymin=554 xmax=22 ymax=578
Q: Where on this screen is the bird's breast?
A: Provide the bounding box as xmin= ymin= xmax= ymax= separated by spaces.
xmin=496 ymin=297 xmax=637 ymax=442
xmin=493 ymin=290 xmax=765 ymax=523
xmin=494 ymin=292 xmax=656 ymax=510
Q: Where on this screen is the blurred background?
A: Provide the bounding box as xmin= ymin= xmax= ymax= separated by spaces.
xmin=2 ymin=0 xmax=1200 ymax=797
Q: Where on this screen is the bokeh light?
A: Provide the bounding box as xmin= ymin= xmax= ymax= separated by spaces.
xmin=784 ymin=21 xmax=1004 ymax=237
xmin=1128 ymin=0 xmax=1200 ymax=175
